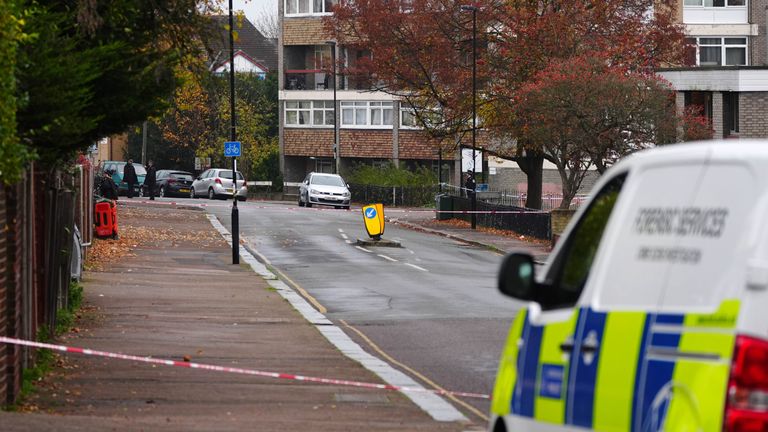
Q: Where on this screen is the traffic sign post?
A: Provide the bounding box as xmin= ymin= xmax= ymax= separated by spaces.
xmin=224 ymin=140 xmax=241 ymax=265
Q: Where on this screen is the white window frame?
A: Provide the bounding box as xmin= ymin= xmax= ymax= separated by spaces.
xmin=400 ymin=106 xmax=420 ymax=129
xmin=285 ymin=0 xmax=334 ymax=16
xmin=341 ymin=101 xmax=394 ymax=128
xmin=285 ymin=101 xmax=335 ymax=128
xmin=684 ymin=0 xmax=745 ymax=7
xmin=695 ymin=36 xmax=747 ymax=66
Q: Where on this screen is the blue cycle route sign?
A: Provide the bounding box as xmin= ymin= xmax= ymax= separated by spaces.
xmin=224 ymin=141 xmax=241 ymax=157
xmin=365 ymin=207 xmax=377 ymax=219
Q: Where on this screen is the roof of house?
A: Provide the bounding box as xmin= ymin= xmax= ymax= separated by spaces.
xmin=207 ymin=15 xmax=278 ymax=74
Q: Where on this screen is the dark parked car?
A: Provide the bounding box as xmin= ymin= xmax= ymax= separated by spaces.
xmin=141 ymin=170 xmax=194 ymax=198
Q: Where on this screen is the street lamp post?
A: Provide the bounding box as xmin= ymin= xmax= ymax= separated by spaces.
xmin=461 ymin=4 xmax=478 ymax=229
xmin=326 ymin=41 xmax=340 ymax=174
xmin=228 ymin=0 xmax=239 ymax=264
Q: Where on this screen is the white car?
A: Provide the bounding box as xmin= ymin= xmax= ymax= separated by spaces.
xmin=190 ymin=168 xmax=247 ymax=201
xmin=298 ymin=172 xmax=351 ymax=209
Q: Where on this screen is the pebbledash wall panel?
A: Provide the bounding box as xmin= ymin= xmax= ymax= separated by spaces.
xmin=283 ymin=129 xmax=335 ymax=157
xmin=283 ymin=128 xmax=395 ymax=159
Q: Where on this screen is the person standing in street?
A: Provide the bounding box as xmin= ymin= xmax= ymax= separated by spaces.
xmin=144 ymin=160 xmax=157 ymax=200
xmin=123 ymin=159 xmax=138 ymax=198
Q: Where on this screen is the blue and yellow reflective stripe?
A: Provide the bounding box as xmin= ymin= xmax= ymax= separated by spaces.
xmin=534 ymin=310 xmax=579 ymax=424
xmin=491 ymin=309 xmax=527 ymax=416
xmin=592 ymin=311 xmax=645 ymax=431
xmin=663 ymin=300 xmax=739 ymax=431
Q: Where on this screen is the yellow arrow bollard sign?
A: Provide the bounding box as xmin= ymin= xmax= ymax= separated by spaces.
xmin=361 ymin=203 xmax=385 ymax=240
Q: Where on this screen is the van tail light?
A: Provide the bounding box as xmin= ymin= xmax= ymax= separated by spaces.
xmin=725 ymin=335 xmax=768 ymax=431
xmin=215 ymin=178 xmax=222 ymax=185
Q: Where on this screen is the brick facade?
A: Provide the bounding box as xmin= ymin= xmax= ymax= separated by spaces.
xmin=340 ymin=130 xmax=393 ymax=158
xmin=740 ymin=92 xmax=768 ymax=137
xmin=713 ymin=91 xmax=724 ymax=139
xmin=398 ymin=130 xmax=443 ymax=159
xmin=283 ymin=18 xmax=329 ymax=45
xmin=284 ymin=129 xmax=335 ymax=157
xmin=752 ymin=0 xmax=768 ymax=66
xmin=0 ymin=186 xmax=6 ymax=404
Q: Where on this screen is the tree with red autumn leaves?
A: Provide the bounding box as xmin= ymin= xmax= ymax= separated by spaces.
xmin=513 ymin=55 xmax=713 ymax=208
xmin=326 ymin=0 xmax=706 ymax=209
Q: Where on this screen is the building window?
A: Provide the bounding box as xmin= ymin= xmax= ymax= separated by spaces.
xmin=400 ymin=107 xmax=418 ymax=128
xmin=285 ymin=101 xmax=335 ymax=127
xmin=684 ymin=0 xmax=745 ymax=6
xmin=696 ymin=37 xmax=747 ymax=66
xmin=341 ymin=101 xmax=393 ymax=127
xmin=286 ymin=0 xmax=334 ymax=15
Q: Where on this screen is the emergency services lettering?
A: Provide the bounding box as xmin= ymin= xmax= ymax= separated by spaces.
xmin=633 ymin=207 xmax=728 ymax=238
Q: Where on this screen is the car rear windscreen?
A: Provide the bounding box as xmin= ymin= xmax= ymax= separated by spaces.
xmin=219 ymin=171 xmax=244 ymax=180
xmin=170 ymin=173 xmax=193 ymax=181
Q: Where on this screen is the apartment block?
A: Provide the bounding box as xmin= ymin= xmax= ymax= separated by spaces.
xmin=658 ymin=0 xmax=768 ymax=138
xmin=278 ymin=3 xmax=467 ymax=186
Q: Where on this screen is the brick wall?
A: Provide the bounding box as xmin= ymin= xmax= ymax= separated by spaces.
xmin=713 ymin=92 xmax=724 ymax=139
xmin=398 ymin=131 xmax=443 ymax=159
xmin=284 ymin=129 xmax=335 ymax=157
xmin=740 ymin=92 xmax=768 ymax=137
xmin=283 ymin=18 xmax=330 ymax=45
xmin=489 ymin=166 xmax=600 ymax=195
xmin=339 ymin=130 xmax=394 ymax=158
xmin=4 ymin=184 xmax=21 ymax=404
xmin=0 ymin=186 xmax=7 ymax=404
xmin=752 ymin=0 xmax=768 ymax=66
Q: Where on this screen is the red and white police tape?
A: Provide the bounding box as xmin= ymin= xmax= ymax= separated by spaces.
xmin=0 ymin=336 xmax=490 ymax=400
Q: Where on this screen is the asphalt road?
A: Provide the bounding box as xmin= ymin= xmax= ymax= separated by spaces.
xmin=199 ymin=198 xmax=526 ymax=421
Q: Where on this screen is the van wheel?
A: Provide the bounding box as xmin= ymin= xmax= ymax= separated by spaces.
xmin=208 ymin=188 xmax=215 ymax=200
xmin=492 ymin=418 xmax=507 ymax=432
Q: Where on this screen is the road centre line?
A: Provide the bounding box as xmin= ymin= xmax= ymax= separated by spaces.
xmin=341 ymin=233 xmax=349 ymax=240
xmin=206 ymin=214 xmax=465 ymax=422
xmin=356 ymin=246 xmax=373 ymax=253
xmin=378 ymin=254 xmax=398 ymax=262
xmin=404 ymin=263 xmax=429 ymax=272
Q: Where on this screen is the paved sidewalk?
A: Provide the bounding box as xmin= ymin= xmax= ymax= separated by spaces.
xmin=1 ymin=205 xmax=470 ymax=431
xmin=385 ymin=208 xmax=551 ymax=263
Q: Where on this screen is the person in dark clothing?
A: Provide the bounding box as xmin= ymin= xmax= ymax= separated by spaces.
xmin=144 ymin=160 xmax=157 ymax=200
xmin=123 ymin=159 xmax=138 ymax=198
xmin=100 ymin=170 xmax=119 ymax=201
xmin=465 ymin=171 xmax=476 ymax=199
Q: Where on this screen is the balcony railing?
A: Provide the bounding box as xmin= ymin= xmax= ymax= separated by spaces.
xmin=285 ymin=70 xmax=337 ymax=91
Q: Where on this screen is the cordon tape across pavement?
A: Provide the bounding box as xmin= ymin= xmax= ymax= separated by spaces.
xmin=0 ymin=336 xmax=489 ymax=400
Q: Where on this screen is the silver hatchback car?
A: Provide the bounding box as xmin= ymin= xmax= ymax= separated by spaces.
xmin=190 ymin=168 xmax=248 ymax=201
xmin=298 ymin=172 xmax=351 ymax=209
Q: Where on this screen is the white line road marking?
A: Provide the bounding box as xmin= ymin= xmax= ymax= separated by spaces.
xmin=338 ymin=228 xmax=344 ymax=233
xmin=355 ymin=246 xmax=373 ymax=253
xmin=405 ymin=263 xmax=429 ymax=272
xmin=345 ymin=240 xmax=352 ymax=244
xmin=341 ymin=233 xmax=349 ymax=240
xmin=378 ymin=254 xmax=398 ymax=262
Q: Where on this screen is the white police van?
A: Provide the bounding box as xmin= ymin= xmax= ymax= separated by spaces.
xmin=491 ymin=141 xmax=768 ymax=431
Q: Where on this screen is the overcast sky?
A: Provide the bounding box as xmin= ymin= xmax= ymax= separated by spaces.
xmin=228 ymin=0 xmax=278 ymax=25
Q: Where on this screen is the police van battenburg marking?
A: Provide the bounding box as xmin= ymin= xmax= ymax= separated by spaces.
xmin=490 ymin=140 xmax=768 ymax=432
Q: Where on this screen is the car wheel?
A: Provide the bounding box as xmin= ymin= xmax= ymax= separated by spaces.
xmin=306 ymin=200 xmax=312 ymax=208
xmin=208 ymin=188 xmax=215 ymax=200
xmin=159 ymin=186 xmax=165 ymax=198
xmin=190 ymin=188 xmax=196 ymax=199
